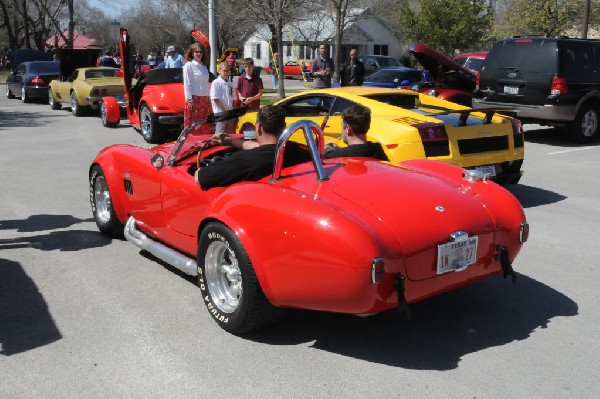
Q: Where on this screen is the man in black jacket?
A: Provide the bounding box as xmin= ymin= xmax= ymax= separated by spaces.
xmin=196 ymin=105 xmax=310 ymax=189
xmin=340 ymin=49 xmax=365 ymax=87
xmin=324 ymin=104 xmax=388 ymax=161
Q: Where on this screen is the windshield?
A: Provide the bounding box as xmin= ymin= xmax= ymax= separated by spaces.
xmin=85 ymin=69 xmax=119 ymax=78
xmin=377 ymin=57 xmax=401 ymax=67
xmin=168 ymin=108 xmax=248 ymax=165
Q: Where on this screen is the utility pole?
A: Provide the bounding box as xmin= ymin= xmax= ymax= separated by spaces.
xmin=208 ymin=0 xmax=217 ymax=74
xmin=582 ymin=0 xmax=591 ymax=38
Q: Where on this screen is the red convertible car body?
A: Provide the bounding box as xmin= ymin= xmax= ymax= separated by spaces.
xmin=89 ymin=112 xmax=528 ymax=334
xmin=264 ymin=60 xmax=312 ymax=79
xmin=409 ymin=43 xmax=476 ymax=106
xmin=102 ymin=28 xmax=210 ymax=143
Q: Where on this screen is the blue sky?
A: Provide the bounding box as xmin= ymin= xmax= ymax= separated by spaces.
xmin=88 ymin=0 xmax=128 ymax=17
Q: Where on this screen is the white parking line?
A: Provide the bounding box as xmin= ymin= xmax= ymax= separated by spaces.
xmin=548 ymin=146 xmax=598 ymax=155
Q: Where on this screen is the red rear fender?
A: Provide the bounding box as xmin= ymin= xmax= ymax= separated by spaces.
xmin=204 ymin=183 xmax=401 ymax=310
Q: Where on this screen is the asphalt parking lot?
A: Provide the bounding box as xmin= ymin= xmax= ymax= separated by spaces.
xmin=1 ymin=84 xmax=599 ymax=398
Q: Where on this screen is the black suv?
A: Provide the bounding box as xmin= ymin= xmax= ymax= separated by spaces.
xmin=473 ymin=37 xmax=600 ymax=143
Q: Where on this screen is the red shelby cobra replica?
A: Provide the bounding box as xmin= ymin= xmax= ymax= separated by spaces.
xmin=89 ymin=114 xmax=529 ymax=334
xmin=102 ymin=28 xmax=210 ymax=143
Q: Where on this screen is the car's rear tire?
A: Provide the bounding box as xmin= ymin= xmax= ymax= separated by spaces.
xmin=101 ymin=101 xmax=119 ymax=127
xmin=70 ymin=91 xmax=85 ymax=116
xmin=21 ymin=85 xmax=30 ymax=103
xmin=48 ymin=88 xmax=62 ymax=110
xmin=198 ymin=222 xmax=287 ymax=334
xmin=6 ymin=83 xmax=15 ymax=99
xmin=89 ymin=165 xmax=124 ymax=237
xmin=569 ymin=103 xmax=600 ymax=143
xmin=139 ymin=103 xmax=166 ymax=143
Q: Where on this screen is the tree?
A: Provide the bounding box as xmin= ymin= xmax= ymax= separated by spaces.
xmin=499 ymin=0 xmax=581 ymax=38
xmin=244 ymin=0 xmax=306 ymax=98
xmin=396 ymin=0 xmax=493 ymax=55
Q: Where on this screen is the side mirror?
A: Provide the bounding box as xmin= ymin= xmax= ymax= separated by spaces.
xmin=151 ymin=154 xmax=164 ymax=170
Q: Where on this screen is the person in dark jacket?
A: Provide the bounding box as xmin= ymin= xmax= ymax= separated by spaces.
xmin=196 ymin=105 xmax=310 ymax=189
xmin=100 ymin=51 xmax=117 ymax=67
xmin=324 ymin=104 xmax=388 ymax=161
xmin=339 ymin=49 xmax=365 ymax=86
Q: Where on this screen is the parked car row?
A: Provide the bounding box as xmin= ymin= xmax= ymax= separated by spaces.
xmin=5 ymin=40 xmax=531 ymax=336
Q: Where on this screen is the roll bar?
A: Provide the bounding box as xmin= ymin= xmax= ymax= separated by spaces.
xmin=271 ymin=120 xmax=329 ymax=182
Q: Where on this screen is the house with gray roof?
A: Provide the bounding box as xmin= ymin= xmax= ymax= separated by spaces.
xmin=241 ymin=10 xmax=404 ymax=68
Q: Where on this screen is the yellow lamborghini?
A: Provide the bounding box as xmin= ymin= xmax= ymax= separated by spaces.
xmin=236 ymin=87 xmax=524 ymax=184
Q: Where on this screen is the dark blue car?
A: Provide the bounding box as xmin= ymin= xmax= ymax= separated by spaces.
xmin=6 ymin=60 xmax=60 ymax=103
xmin=362 ymin=67 xmax=431 ymax=90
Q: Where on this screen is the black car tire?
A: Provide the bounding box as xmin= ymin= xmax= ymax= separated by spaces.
xmin=70 ymin=91 xmax=85 ymax=116
xmin=569 ymin=103 xmax=600 ymax=143
xmin=198 ymin=222 xmax=287 ymax=334
xmin=139 ymin=103 xmax=166 ymax=143
xmin=6 ymin=83 xmax=15 ymax=99
xmin=21 ymin=85 xmax=30 ymax=103
xmin=100 ymin=100 xmax=119 ymax=127
xmin=89 ymin=165 xmax=124 ymax=237
xmin=49 ymin=88 xmax=62 ymax=110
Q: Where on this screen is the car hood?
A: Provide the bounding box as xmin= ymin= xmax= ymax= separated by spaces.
xmin=7 ymin=49 xmax=52 ymax=72
xmin=409 ymin=43 xmax=475 ymax=83
xmin=329 ymin=160 xmax=495 ymax=281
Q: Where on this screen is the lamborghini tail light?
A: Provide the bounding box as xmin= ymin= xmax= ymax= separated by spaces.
xmin=416 ymin=123 xmax=448 ymax=142
xmin=30 ymin=76 xmax=44 ymax=86
xmin=416 ymin=123 xmax=450 ymax=157
xmin=551 ymin=77 xmax=567 ymax=95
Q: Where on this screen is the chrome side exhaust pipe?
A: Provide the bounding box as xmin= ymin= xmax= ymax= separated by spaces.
xmin=124 ymin=217 xmax=198 ymax=276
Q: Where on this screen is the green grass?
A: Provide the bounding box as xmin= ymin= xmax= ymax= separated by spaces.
xmin=0 ymin=69 xmax=10 ymax=82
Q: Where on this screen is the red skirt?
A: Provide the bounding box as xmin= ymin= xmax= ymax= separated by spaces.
xmin=184 ymin=95 xmax=212 ymax=133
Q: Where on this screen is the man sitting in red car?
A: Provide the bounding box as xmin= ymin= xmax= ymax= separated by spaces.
xmin=195 ymin=105 xmax=310 ymax=189
xmin=324 ymin=104 xmax=389 ymax=161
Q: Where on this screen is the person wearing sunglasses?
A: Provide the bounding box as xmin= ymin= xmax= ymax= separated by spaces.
xmin=183 ymin=43 xmax=211 ymax=130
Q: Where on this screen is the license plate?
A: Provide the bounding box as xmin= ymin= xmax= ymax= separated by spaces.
xmin=503 ymin=85 xmax=519 ymax=95
xmin=437 ymin=236 xmax=478 ymax=274
xmin=474 ymin=164 xmax=496 ymax=177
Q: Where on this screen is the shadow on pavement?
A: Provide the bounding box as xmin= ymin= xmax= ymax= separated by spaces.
xmin=0 ymin=214 xmax=93 ymax=233
xmin=0 ymin=109 xmax=65 ymax=130
xmin=525 ymin=126 xmax=600 ymax=147
xmin=506 ymin=184 xmax=567 ymax=208
xmin=0 ymin=214 xmax=112 ymax=251
xmin=246 ymin=274 xmax=577 ymax=370
xmin=0 ymin=229 xmax=112 ymax=251
xmin=0 ymin=258 xmax=62 ymax=356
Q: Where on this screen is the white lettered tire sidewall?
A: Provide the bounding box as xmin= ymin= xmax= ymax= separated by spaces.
xmin=198 ymin=222 xmax=283 ymax=334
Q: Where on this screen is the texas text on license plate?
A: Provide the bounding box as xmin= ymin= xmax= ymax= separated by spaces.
xmin=473 ymin=164 xmax=496 ymax=177
xmin=437 ymin=236 xmax=478 ymax=274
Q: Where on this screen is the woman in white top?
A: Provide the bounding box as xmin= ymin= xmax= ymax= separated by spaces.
xmin=183 ymin=42 xmax=211 ymax=130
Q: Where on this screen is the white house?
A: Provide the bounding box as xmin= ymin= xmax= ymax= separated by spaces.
xmin=240 ymin=10 xmax=404 ymax=68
